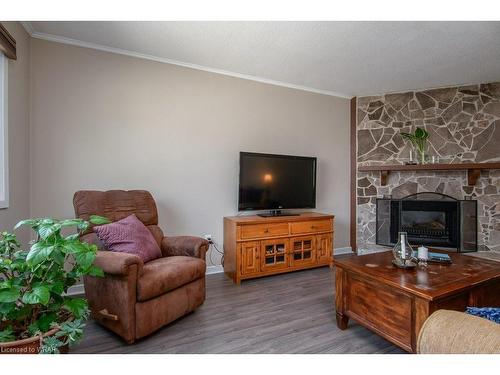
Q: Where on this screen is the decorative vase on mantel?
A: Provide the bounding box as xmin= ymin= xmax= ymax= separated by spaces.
xmin=408 ymin=149 xmax=428 ymax=165
xmin=400 ymin=127 xmax=429 ymax=165
xmin=417 ymin=147 xmax=427 ymax=165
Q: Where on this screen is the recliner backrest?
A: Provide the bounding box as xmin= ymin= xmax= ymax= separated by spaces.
xmin=73 ymin=190 xmax=164 ymax=247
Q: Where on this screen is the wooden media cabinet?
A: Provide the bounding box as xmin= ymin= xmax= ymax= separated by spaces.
xmin=223 ymin=213 xmax=334 ymax=284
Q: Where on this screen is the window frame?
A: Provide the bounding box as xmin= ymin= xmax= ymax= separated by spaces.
xmin=0 ymin=53 xmax=8 ymax=209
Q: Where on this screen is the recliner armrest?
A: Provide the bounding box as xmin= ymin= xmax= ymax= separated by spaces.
xmin=417 ymin=309 xmax=500 ymax=353
xmin=161 ymin=236 xmax=209 ymax=260
xmin=93 ymin=250 xmax=144 ymax=276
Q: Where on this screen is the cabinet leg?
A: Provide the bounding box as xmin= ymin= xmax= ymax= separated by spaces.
xmin=336 ymin=312 xmax=349 ymax=330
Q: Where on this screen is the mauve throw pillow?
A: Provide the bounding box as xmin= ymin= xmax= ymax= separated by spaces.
xmin=93 ymin=214 xmax=162 ymax=263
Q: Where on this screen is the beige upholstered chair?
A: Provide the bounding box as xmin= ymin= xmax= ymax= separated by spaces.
xmin=417 ymin=310 xmax=500 ymax=353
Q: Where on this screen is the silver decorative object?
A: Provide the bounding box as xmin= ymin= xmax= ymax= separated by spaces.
xmin=392 ymin=232 xmax=416 ymax=268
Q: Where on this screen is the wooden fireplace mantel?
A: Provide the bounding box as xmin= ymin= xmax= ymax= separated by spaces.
xmin=358 ymin=162 xmax=500 ymax=186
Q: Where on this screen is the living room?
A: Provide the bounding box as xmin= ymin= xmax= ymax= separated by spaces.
xmin=1 ymin=0 xmax=499 ymax=372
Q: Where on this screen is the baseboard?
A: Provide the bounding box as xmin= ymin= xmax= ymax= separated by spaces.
xmin=206 ymin=265 xmax=224 ymax=275
xmin=65 ymin=266 xmax=225 ymax=295
xmin=66 ymin=283 xmax=85 ymax=296
xmin=357 ymin=244 xmax=391 ymax=255
xmin=334 ymin=246 xmax=353 ymax=255
xmin=66 ymin=248 xmax=352 ymax=294
xmin=204 ymin=249 xmax=353 ymax=275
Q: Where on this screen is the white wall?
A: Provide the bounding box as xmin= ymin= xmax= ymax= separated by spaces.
xmin=30 ymin=38 xmax=351 ymax=265
xmin=0 ymin=22 xmax=31 ymax=244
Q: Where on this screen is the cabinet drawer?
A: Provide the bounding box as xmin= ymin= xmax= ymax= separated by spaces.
xmin=290 ymin=219 xmax=331 ymax=235
xmin=240 ymin=223 xmax=289 ymax=239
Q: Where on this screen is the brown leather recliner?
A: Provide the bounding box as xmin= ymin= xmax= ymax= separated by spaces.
xmin=73 ymin=190 xmax=209 ymax=344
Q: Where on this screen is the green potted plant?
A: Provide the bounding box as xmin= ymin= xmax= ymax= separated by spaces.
xmin=400 ymin=127 xmax=430 ymax=164
xmin=0 ymin=215 xmax=109 ymax=354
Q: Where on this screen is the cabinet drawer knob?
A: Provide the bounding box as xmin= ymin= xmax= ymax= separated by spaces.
xmin=264 ymin=229 xmax=269 ymax=233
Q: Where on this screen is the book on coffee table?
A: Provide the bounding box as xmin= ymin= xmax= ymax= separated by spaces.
xmin=428 ymin=252 xmax=452 ymax=264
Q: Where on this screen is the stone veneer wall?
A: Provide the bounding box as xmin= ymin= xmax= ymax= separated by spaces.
xmin=356 ymin=82 xmax=500 ymax=252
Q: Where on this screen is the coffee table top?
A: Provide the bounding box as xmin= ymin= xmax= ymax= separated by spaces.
xmin=333 ymin=251 xmax=500 ymax=301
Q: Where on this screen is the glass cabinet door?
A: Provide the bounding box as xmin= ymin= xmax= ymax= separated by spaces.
xmin=261 ymin=239 xmax=289 ymax=272
xmin=290 ymin=236 xmax=316 ymax=267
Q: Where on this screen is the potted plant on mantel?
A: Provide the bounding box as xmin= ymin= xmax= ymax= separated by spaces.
xmin=0 ymin=215 xmax=109 ymax=354
xmin=400 ymin=127 xmax=430 ymax=164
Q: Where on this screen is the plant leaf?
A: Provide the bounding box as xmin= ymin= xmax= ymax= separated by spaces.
xmin=89 ymin=215 xmax=111 ymax=225
xmin=49 ymin=281 xmax=65 ymax=295
xmin=14 ymin=219 xmax=39 ymax=230
xmin=0 ymin=302 xmax=15 ymax=316
xmin=38 ymin=223 xmax=61 ymax=239
xmin=77 ymin=221 xmax=89 ymax=232
xmin=63 ymin=241 xmax=87 ymax=254
xmin=400 ymin=133 xmax=416 ymax=142
xmin=87 ymin=265 xmax=104 ymax=277
xmin=22 ymin=285 xmax=51 ymax=305
xmin=421 ymin=128 xmax=429 ymax=139
xmin=27 ymin=242 xmax=55 ymax=266
xmin=63 ymin=297 xmax=88 ymax=319
xmin=415 ymin=127 xmax=425 ymax=139
xmin=74 ymin=251 xmax=95 ymax=270
xmin=0 ymin=327 xmax=15 ymax=343
xmin=65 ymin=233 xmax=80 ymax=241
xmin=0 ymin=280 xmax=13 ymax=289
xmin=40 ymin=336 xmax=64 ymax=354
xmin=0 ymin=287 xmax=21 ymax=303
xmin=39 ymin=218 xmax=55 ymax=225
xmin=7 ymin=304 xmax=32 ymax=321
xmin=27 ymin=322 xmax=41 ymax=336
xmin=57 ymin=319 xmax=85 ymax=345
xmin=50 ymin=248 xmax=66 ymax=266
xmin=37 ymin=312 xmax=58 ymax=332
xmin=59 ymin=219 xmax=83 ymax=228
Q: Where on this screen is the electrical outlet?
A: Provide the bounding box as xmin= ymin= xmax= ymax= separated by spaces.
xmin=204 ymin=234 xmax=213 ymax=244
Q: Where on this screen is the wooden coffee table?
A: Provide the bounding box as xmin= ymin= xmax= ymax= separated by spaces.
xmin=333 ymin=251 xmax=500 ymax=353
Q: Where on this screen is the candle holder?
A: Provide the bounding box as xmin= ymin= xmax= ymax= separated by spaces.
xmin=417 ymin=245 xmax=429 ymax=268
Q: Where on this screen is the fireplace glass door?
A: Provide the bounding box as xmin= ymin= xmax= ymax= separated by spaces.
xmin=376 ymin=192 xmax=477 ymax=252
xmin=399 ymin=201 xmax=458 ymax=247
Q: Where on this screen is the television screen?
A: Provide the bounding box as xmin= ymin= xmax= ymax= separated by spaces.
xmin=238 ymin=152 xmax=317 ymax=211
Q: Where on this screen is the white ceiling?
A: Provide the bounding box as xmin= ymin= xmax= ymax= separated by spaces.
xmin=26 ymin=21 xmax=500 ymax=98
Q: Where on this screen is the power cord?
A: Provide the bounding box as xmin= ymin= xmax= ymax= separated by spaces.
xmin=207 ymin=238 xmax=224 ymax=267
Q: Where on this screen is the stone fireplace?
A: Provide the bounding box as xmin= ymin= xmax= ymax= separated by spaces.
xmin=356 ymin=82 xmax=500 ymax=253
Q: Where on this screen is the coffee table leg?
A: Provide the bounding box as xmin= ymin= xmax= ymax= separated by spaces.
xmin=335 ymin=266 xmax=349 ymax=329
xmin=336 ymin=312 xmax=349 ymax=330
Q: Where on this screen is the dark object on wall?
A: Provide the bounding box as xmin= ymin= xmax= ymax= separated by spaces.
xmin=350 ymin=97 xmax=357 ymax=252
xmin=73 ymin=189 xmax=210 ymax=343
xmin=238 ymin=152 xmax=316 ymax=215
xmin=0 ymin=23 xmax=16 ymax=60
xmin=376 ymin=192 xmax=477 ymax=252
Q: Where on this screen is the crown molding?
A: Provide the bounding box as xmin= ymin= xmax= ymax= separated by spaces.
xmin=20 ymin=21 xmax=34 ymax=36
xmin=22 ymin=22 xmax=352 ymax=99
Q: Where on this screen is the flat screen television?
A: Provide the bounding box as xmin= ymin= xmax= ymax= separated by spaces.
xmin=238 ymin=152 xmax=317 ymax=214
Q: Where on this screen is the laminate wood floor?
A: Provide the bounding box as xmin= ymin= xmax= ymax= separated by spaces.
xmin=73 ymin=267 xmax=405 ymax=354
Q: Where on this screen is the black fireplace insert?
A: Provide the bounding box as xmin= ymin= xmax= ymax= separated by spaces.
xmin=376 ymin=192 xmax=477 ymax=252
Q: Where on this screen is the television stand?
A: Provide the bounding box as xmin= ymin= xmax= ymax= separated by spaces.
xmin=257 ymin=210 xmax=300 ymax=217
xmin=223 ymin=212 xmax=334 ymax=284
